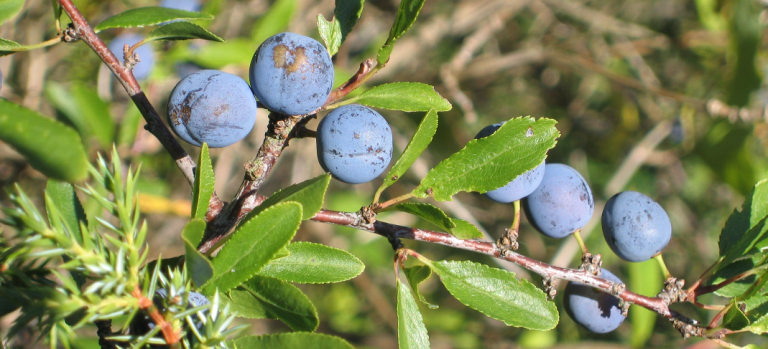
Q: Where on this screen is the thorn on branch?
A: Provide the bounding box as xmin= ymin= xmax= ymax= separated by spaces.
xmin=609 ymin=281 xmax=626 ymax=296
xmin=579 ymin=252 xmax=602 ymax=276
xmin=619 ymin=300 xmax=631 ymax=317
xmin=62 ymin=23 xmax=79 ymax=42
xmin=658 ymin=277 xmax=687 ymax=304
xmin=496 ymin=228 xmax=519 ymax=258
xmin=122 ymin=44 xmax=141 ymax=71
xmin=360 ymin=205 xmax=377 ymax=224
xmin=542 ymin=275 xmax=557 ymax=300
xmin=669 ymin=317 xmax=704 ymax=339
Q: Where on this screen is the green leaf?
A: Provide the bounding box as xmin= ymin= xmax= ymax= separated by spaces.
xmin=94 ymin=7 xmax=213 ymax=32
xmin=0 ymin=99 xmax=88 ymax=182
xmin=45 ymin=180 xmax=87 ymax=242
xmin=709 ymin=253 xmax=767 ymax=297
xmin=335 ymin=83 xmax=451 ymax=112
xmin=245 ymin=173 xmax=331 ymax=221
xmin=226 ymin=289 xmax=269 ymax=319
xmin=746 ymin=295 xmax=768 ymax=333
xmin=317 ymin=14 xmax=342 ymax=56
xmin=229 ymin=333 xmax=354 ymax=349
xmin=387 ymin=203 xmax=455 ymax=231
xmin=413 ymin=117 xmax=558 ymax=201
xmin=45 ymin=82 xmax=116 ymax=150
xmin=238 ymin=275 xmax=319 ymax=331
xmin=720 ymin=179 xmax=768 ymax=255
xmin=192 ymin=143 xmax=215 ymax=219
xmin=403 ymin=265 xmax=437 ymax=309
xmin=0 ymin=0 xmax=24 ymax=25
xmin=0 ymin=37 xmax=21 ymax=56
xmin=450 ymin=218 xmax=483 ymax=240
xmin=384 ymin=203 xmax=482 ymax=240
xmin=146 ymin=21 xmax=223 ymax=42
xmin=428 ymin=260 xmax=558 ymax=330
xmin=203 ymin=202 xmax=302 ymax=294
xmin=182 ymin=219 xmax=214 ymax=288
xmin=629 ymin=259 xmax=661 ymax=348
xmin=397 ymin=278 xmax=430 ymax=349
xmin=377 ymin=0 xmax=426 ymax=64
xmin=723 ymin=302 xmax=751 ymax=331
xmin=335 ymin=0 xmax=364 ymax=43
xmin=719 ymin=216 xmax=768 ymax=271
xmin=251 ymin=0 xmax=295 ymax=45
xmin=259 ymin=242 xmax=364 ymax=284
xmin=377 ymin=109 xmax=438 ymax=195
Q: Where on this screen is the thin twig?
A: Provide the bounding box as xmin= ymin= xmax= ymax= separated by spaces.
xmin=311 ymin=208 xmax=692 ymax=320
xmin=57 ymin=0 xmax=224 ymax=217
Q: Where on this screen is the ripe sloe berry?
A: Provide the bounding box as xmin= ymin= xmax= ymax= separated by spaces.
xmin=167 ymin=70 xmax=257 ymax=148
xmin=564 ymin=269 xmax=626 ymax=333
xmin=249 ymin=32 xmax=334 ymax=115
xmin=523 ymin=163 xmax=594 ymax=238
xmin=108 ymin=34 xmax=154 ymax=80
xmin=602 ymin=191 xmax=672 ymax=262
xmin=475 ymin=122 xmax=545 ymax=203
xmin=316 ymin=105 xmax=393 ymax=184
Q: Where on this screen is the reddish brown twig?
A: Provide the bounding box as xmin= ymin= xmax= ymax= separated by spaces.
xmin=131 ymin=287 xmax=180 ymax=347
xmin=57 ymin=0 xmax=224 ymax=217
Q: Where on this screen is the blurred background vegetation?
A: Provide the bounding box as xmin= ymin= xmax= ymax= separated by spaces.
xmin=1 ymin=0 xmax=768 ymax=348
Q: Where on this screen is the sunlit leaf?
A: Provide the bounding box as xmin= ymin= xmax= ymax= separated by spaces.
xmin=94 ymin=7 xmax=213 ymax=32
xmin=259 ymin=242 xmax=364 ymax=284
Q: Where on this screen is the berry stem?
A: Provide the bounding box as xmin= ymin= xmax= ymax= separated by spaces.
xmin=375 ymin=192 xmax=415 ymax=210
xmin=2 ymin=36 xmax=63 ymax=52
xmin=510 ymin=200 xmax=521 ymax=234
xmin=654 ymin=254 xmax=672 ymax=279
xmin=573 ymin=230 xmax=588 ymax=254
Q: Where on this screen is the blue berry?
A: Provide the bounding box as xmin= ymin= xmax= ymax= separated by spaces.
xmin=523 ymin=164 xmax=594 ymax=238
xmin=564 ymin=269 xmax=626 ymax=333
xmin=108 ymin=34 xmax=154 ymax=80
xmin=161 ymin=0 xmax=201 ymax=12
xmin=249 ymin=32 xmax=334 ymax=115
xmin=316 ymin=105 xmax=393 ymax=184
xmin=475 ymin=122 xmax=545 ymax=203
xmin=167 ymin=70 xmax=257 ymax=148
xmin=602 ymin=191 xmax=672 ymax=262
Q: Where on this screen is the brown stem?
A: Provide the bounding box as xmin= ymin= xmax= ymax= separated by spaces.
xmin=708 ymin=302 xmax=733 ymax=329
xmin=57 ymin=0 xmax=223 ymax=216
xmin=323 ymin=58 xmax=380 ymax=107
xmin=198 ymin=113 xmax=302 ymax=253
xmin=692 ymin=265 xmax=768 ymax=299
xmin=312 ymin=208 xmax=680 ymax=318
